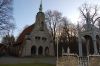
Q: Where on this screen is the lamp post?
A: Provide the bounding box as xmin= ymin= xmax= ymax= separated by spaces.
xmin=56 ymin=36 xmax=59 ymax=66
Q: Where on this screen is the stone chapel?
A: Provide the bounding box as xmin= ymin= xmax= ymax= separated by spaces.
xmin=16 ymin=1 xmax=54 ymax=57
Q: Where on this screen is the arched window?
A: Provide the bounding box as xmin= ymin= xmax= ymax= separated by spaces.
xmin=45 ymin=47 xmax=49 ymax=55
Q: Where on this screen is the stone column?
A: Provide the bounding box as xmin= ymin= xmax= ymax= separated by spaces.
xmin=36 ymin=46 xmax=38 ymax=56
xmin=92 ymin=26 xmax=98 ymax=55
xmin=86 ymin=40 xmax=89 ymax=56
xmin=92 ymin=35 xmax=98 ymax=55
xmin=96 ymin=37 xmax=100 ymax=54
xmin=78 ymin=36 xmax=83 ymax=57
xmin=98 ymin=36 xmax=100 ymax=54
xmin=43 ymin=47 xmax=45 ymax=56
xmin=93 ymin=39 xmax=98 ymax=54
xmin=77 ymin=23 xmax=83 ymax=57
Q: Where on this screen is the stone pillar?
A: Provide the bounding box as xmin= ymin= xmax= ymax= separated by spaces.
xmin=43 ymin=47 xmax=45 ymax=56
xmin=92 ymin=35 xmax=98 ymax=55
xmin=49 ymin=43 xmax=54 ymax=56
xmin=86 ymin=40 xmax=89 ymax=56
xmin=99 ymin=39 xmax=100 ymax=54
xmin=36 ymin=46 xmax=38 ymax=56
xmin=93 ymin=38 xmax=98 ymax=54
xmin=78 ymin=36 xmax=83 ymax=57
xmin=98 ymin=37 xmax=100 ymax=54
xmin=77 ymin=23 xmax=83 ymax=57
xmin=25 ymin=40 xmax=31 ymax=56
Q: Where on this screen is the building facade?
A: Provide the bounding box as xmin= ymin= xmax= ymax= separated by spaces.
xmin=16 ymin=1 xmax=54 ymax=57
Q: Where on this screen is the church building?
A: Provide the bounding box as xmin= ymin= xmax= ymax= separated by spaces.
xmin=16 ymin=1 xmax=54 ymax=57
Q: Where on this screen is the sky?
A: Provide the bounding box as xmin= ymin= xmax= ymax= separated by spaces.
xmin=13 ymin=0 xmax=100 ymax=37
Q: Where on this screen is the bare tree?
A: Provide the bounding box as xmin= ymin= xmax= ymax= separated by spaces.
xmin=79 ymin=3 xmax=100 ymax=55
xmin=45 ymin=10 xmax=62 ymax=55
xmin=0 ymin=0 xmax=15 ymax=36
xmin=79 ymin=3 xmax=100 ymax=28
xmin=45 ymin=10 xmax=79 ymax=55
xmin=60 ymin=17 xmax=69 ymax=43
xmin=45 ymin=10 xmax=62 ymax=37
xmin=59 ymin=17 xmax=78 ymax=54
xmin=58 ymin=17 xmax=69 ymax=53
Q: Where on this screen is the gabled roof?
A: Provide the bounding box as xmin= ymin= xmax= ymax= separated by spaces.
xmin=16 ymin=24 xmax=34 ymax=44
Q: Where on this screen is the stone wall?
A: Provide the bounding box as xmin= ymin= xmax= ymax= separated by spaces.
xmin=57 ymin=54 xmax=78 ymax=66
xmin=57 ymin=54 xmax=100 ymax=66
xmin=89 ymin=55 xmax=100 ymax=66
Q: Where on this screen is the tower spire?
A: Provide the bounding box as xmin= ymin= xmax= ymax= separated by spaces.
xmin=39 ymin=0 xmax=42 ymax=12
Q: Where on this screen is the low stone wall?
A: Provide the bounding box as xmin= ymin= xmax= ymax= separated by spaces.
xmin=57 ymin=54 xmax=78 ymax=66
xmin=57 ymin=54 xmax=100 ymax=66
xmin=89 ymin=55 xmax=100 ymax=66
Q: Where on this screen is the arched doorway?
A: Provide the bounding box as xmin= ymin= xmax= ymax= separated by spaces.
xmin=82 ymin=37 xmax=87 ymax=56
xmin=31 ymin=46 xmax=36 ymax=55
xmin=83 ymin=35 xmax=94 ymax=56
xmin=45 ymin=47 xmax=49 ymax=56
xmin=38 ymin=46 xmax=43 ymax=55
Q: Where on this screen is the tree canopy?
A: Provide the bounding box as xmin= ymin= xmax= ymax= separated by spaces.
xmin=0 ymin=0 xmax=15 ymax=35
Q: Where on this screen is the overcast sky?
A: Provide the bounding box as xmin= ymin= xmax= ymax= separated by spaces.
xmin=13 ymin=0 xmax=100 ymax=37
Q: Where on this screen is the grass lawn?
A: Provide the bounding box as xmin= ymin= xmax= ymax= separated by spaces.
xmin=0 ymin=63 xmax=56 ymax=66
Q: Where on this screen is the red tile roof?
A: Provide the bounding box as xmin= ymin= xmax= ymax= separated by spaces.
xmin=16 ymin=24 xmax=34 ymax=44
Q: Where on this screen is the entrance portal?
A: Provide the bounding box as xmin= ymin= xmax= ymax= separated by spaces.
xmin=38 ymin=46 xmax=43 ymax=55
xmin=31 ymin=46 xmax=36 ymax=55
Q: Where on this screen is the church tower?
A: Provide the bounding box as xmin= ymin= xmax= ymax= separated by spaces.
xmin=35 ymin=0 xmax=45 ymax=31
